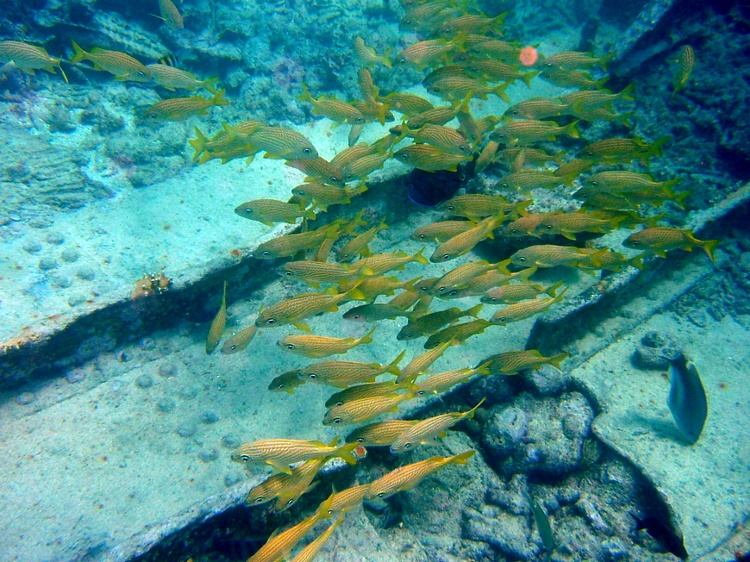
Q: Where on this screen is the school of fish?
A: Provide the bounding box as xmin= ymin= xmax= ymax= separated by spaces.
xmin=1 ymin=0 xmax=715 ymax=558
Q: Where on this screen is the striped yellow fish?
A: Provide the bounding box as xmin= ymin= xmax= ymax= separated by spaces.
xmin=256 ymin=285 xmax=365 ymax=331
xmin=366 ymin=451 xmax=475 ymax=499
xmin=672 ymin=45 xmax=695 ymax=94
xmin=234 ymin=199 xmax=315 ymax=226
xmin=491 ymin=119 xmax=580 ymax=146
xmin=497 ymin=169 xmax=574 ymax=190
xmin=395 ymin=38 xmax=457 ymax=67
xmin=578 ymin=136 xmax=668 ymax=163
xmin=504 ymin=213 xmax=559 ymax=237
xmin=328 ymin=484 xmax=371 ymax=514
xmin=412 ymin=220 xmax=476 ymax=243
xmin=157 ymin=0 xmax=184 ymax=29
xmin=345 ymin=419 xmax=419 ymax=446
xmin=336 ymin=217 xmax=388 ymax=261
xmin=533 ymin=212 xmax=622 ymax=240
xmin=505 ymin=97 xmax=571 ymax=119
xmin=468 ymin=60 xmax=538 ymax=88
xmin=482 ymin=281 xmax=563 ymax=304
xmin=397 ymin=339 xmax=457 ymax=383
xmin=220 ymin=324 xmax=258 ymax=354
xmin=146 ymin=64 xmax=216 ymax=92
xmin=232 ymin=437 xmax=358 ymax=474
xmin=323 ymin=388 xmax=415 ymax=425
xmin=623 ymin=227 xmax=718 ymax=262
xmin=415 ymin=364 xmax=490 ymax=396
xmin=424 ymin=319 xmax=491 ymax=349
xmin=248 ymin=125 xmax=318 ymax=159
xmin=247 ymin=494 xmax=334 ymax=562
xmin=394 ymin=143 xmax=470 ymax=172
xmin=0 ymin=41 xmax=67 ymax=82
xmin=253 ymin=221 xmax=342 ymax=260
xmin=405 ymin=123 xmax=472 ymax=156
xmin=542 ymin=50 xmax=613 ymax=70
xmin=382 ymin=92 xmax=434 ymax=115
xmin=438 ymin=12 xmax=507 ymax=36
xmin=325 ymin=380 xmax=406 ymax=408
xmin=144 ymin=90 xmax=228 ymax=120
xmin=354 ymin=37 xmax=392 ymax=68
xmin=278 ymin=326 xmax=376 ymax=358
xmin=299 ymin=349 xmax=405 ymax=388
xmin=286 ymin=157 xmax=345 ymax=187
xmin=436 ymin=194 xmax=511 ymax=220
xmin=480 ymin=349 xmax=568 ymax=375
xmin=246 ymin=457 xmax=326 ymax=509
xmin=205 ymin=281 xmax=227 ymax=354
xmin=561 ymin=84 xmax=635 ymax=113
xmin=427 ymin=75 xmax=510 ymax=103
xmin=540 ymin=67 xmax=607 ymax=89
xmin=489 ymin=292 xmax=566 ymax=325
xmin=390 ymin=399 xmax=486 ymax=453
xmin=291 ymin=182 xmax=367 ymax=211
xmin=350 ymin=248 xmax=429 ymax=276
xmin=70 ymin=41 xmax=150 ymax=81
xmin=430 ymin=214 xmax=505 ymax=263
xmin=277 ymin=261 xmax=363 ymax=288
xmin=299 ymin=83 xmax=366 ymax=125
xmin=510 ymin=244 xmax=608 ymax=268
xmin=431 ymin=260 xmax=502 ymax=295
xmin=289 ymin=515 xmax=343 ymax=562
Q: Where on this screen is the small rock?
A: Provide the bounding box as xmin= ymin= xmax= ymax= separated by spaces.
xmin=46 ymin=232 xmax=65 ymax=245
xmin=68 ymin=294 xmax=86 ymax=307
xmin=224 ymin=473 xmax=242 ymax=487
xmin=157 ymin=363 xmax=177 ymax=377
xmin=15 ymin=391 xmax=35 ymax=405
xmin=51 ymin=274 xmax=73 ymax=288
xmin=22 ymin=240 xmax=42 ymax=254
xmin=199 ymin=448 xmax=219 ymax=462
xmin=157 ymin=398 xmax=176 ymax=413
xmin=176 ymin=424 xmax=196 ymax=438
xmin=60 ymin=248 xmax=80 ymax=263
xmin=139 ymin=337 xmax=155 ymax=350
xmin=135 ymin=374 xmax=154 ymax=389
xmin=201 ymin=410 xmax=220 ymax=424
xmin=76 ymin=267 xmax=96 ymax=281
xmin=38 ymin=257 xmax=58 ymax=271
xmin=66 ymin=369 xmax=85 ymax=383
xmin=632 ymin=331 xmax=681 ymax=370
xmin=115 ymin=350 xmax=131 ymax=362
xmin=221 ymin=434 xmax=241 ymax=449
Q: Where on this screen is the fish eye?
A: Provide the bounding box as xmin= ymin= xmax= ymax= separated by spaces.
xmin=262 ymin=251 xmax=271 ymax=257
xmin=377 ymin=492 xmax=385 ymax=498
xmin=459 ymin=146 xmax=467 ymax=152
xmin=489 ymin=297 xmax=497 ymax=302
xmin=501 ymin=183 xmax=509 ymax=189
xmin=331 ymin=176 xmax=340 ymax=183
xmin=265 ymin=318 xmax=276 ymax=325
xmin=449 ymin=290 xmax=458 ymax=296
xmin=351 ymin=314 xmax=361 ymax=320
xmin=240 ymin=455 xmax=250 ymax=461
xmin=518 ymin=257 xmax=526 ymax=262
xmin=404 ymin=443 xmax=412 ymax=449
xmin=286 ymin=344 xmax=295 ymax=350
xmin=138 ymin=71 xmax=145 ymax=77
xmin=399 ymin=153 xmax=410 ymax=160
xmin=497 ymin=316 xmax=506 ymax=322
xmin=591 ymin=181 xmax=598 ymax=186
xmin=333 ymin=401 xmax=343 ymax=406
xmin=357 ymin=437 xmax=365 ymax=443
xmin=308 ymin=373 xmax=317 ymax=379
xmin=332 ymin=418 xmax=342 ymax=424
xmin=509 ymin=229 xmax=518 ymax=234
xmin=230 ymin=345 xmax=237 ymax=351
xmin=442 ymin=253 xmax=450 ymax=260
xmin=418 ymin=234 xmax=426 ymax=240
xmin=629 ymin=240 xmax=640 ymax=246
xmin=303 ymin=147 xmax=312 ymax=154
xmin=398 ymin=58 xmax=406 ymax=65
xmin=284 ymin=271 xmax=294 ymax=276
xmin=446 ymin=205 xmax=454 ymax=211
xmin=243 ymin=208 xmax=253 ymax=214
xmin=254 ymin=497 xmax=264 ymax=504
xmin=546 ymin=224 xmax=553 ymax=230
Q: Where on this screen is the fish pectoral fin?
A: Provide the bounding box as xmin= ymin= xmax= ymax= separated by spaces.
xmin=267 ymin=460 xmax=293 ymax=475
xmin=292 ymin=321 xmax=311 ymax=332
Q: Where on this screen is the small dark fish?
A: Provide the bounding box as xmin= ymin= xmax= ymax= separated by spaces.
xmin=667 ymin=352 xmax=707 ymax=444
xmin=529 ymin=497 xmax=555 ymax=552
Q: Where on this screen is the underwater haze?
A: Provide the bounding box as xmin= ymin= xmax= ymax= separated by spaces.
xmin=1 ymin=0 xmax=749 ymax=561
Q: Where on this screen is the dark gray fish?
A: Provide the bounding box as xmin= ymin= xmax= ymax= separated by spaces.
xmin=529 ymin=497 xmax=555 ymax=552
xmin=667 ymin=353 xmax=707 ymax=444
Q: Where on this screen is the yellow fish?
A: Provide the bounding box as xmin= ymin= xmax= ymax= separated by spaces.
xmin=291 ymin=182 xmax=367 ymax=211
xmin=278 ymin=326 xmax=377 ymax=358
xmin=427 ymin=75 xmax=510 ymax=103
xmin=286 ymin=157 xmax=345 ymax=187
xmin=402 ymin=123 xmax=472 ymax=156
xmin=671 ymin=45 xmax=695 ymax=95
xmin=366 ymin=451 xmax=475 ymax=499
xmin=553 ymin=158 xmax=595 ymax=178
xmin=325 ymin=380 xmax=406 ymax=407
xmin=328 ymin=484 xmax=371 ymax=514
xmin=504 ymin=213 xmax=559 ymax=237
xmin=396 ymin=38 xmax=457 ymax=67
xmin=489 ymin=292 xmax=566 ymax=325
xmin=0 ymin=41 xmax=67 ymax=82
xmin=277 ymin=261 xmax=363 ymax=288
xmin=542 ymin=50 xmax=614 ymax=70
xmin=412 ymin=220 xmax=476 ymax=243
xmin=220 ymin=324 xmax=258 ymax=354
xmin=354 ymin=37 xmax=392 ymax=68
xmin=143 ymin=90 xmax=228 ymax=120
xmin=562 ymin=84 xmax=635 ymax=113
xmin=390 ymin=399 xmax=486 ymax=453
xmin=350 ymin=248 xmax=429 ymax=276
xmin=579 ymin=136 xmax=668 ymax=164
xmin=437 ymin=194 xmax=511 ymax=220
xmin=510 ymin=244 xmax=608 ymax=268
xmin=533 ymin=212 xmax=623 ymax=240
xmin=289 ymin=514 xmax=343 ymax=562
xmin=232 ymin=437 xmax=358 ymax=474
xmin=491 ymin=119 xmax=580 ymax=146
xmin=336 ymin=217 xmax=388 ymax=261
xmin=402 ymin=94 xmax=471 ymax=129
xmin=340 ymin=152 xmax=390 ymax=182
xmin=234 ymin=199 xmax=315 ymax=226
xmin=497 ymin=169 xmax=574 ymax=191
xmin=253 ymin=221 xmax=342 ymax=259
xmin=157 ymin=0 xmax=184 ymax=29
xmin=415 ymin=364 xmax=490 ymax=396
xmin=438 ymin=13 xmax=507 ymax=36
xmin=268 ymin=369 xmax=305 ymax=394
xmin=465 ymin=36 xmax=522 ymax=62
xmin=482 ymin=281 xmax=564 ymax=304
xmin=345 ymin=419 xmax=419 ymax=446
xmin=445 ymin=268 xmax=533 ymax=300
xmin=505 ymin=97 xmax=571 ymax=119
xmin=205 ymin=281 xmax=227 ymax=354
xmin=247 ymin=494 xmax=334 ymax=562
xmin=432 ymin=261 xmax=502 ymax=295
xmin=540 ymin=67 xmax=607 ymax=89
xmin=424 ymin=319 xmax=491 ymax=349
xmin=480 ymin=349 xmax=568 ymax=375
xmin=70 ymin=41 xmax=150 ymax=81
xmin=430 ymin=214 xmax=505 ymax=263
xmin=323 ymin=388 xmax=415 ymax=426
xmin=246 ymin=458 xmax=328 ymax=511
xmin=299 ymin=349 xmax=405 ymax=388
xmin=394 ymin=143 xmax=470 ymax=172
xmin=382 ymin=92 xmax=435 ymax=115
xmin=248 ymin=125 xmax=318 ymax=159
xmin=468 ymin=60 xmax=538 ymax=88
xmin=298 ymin=83 xmax=366 ymax=126
xmin=397 ymin=339 xmax=457 ymax=383
xmin=256 ymin=285 xmax=365 ymax=330
xmin=146 ymin=64 xmax=216 ymax=92
xmin=623 ymin=227 xmax=718 ymax=262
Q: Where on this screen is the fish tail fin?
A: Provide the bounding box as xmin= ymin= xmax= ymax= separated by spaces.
xmin=493 ymin=82 xmax=510 ymax=103
xmin=211 ymin=89 xmax=229 ymax=107
xmin=475 ymin=360 xmax=492 ymax=375
xmin=617 ymin=81 xmax=635 ymax=101
xmin=381 ymin=46 xmax=393 ymax=68
xmin=335 ymin=442 xmax=361 ymax=465
xmin=699 ymin=238 xmax=719 ymax=263
xmin=521 ymin=70 xmax=539 ymax=88
xmin=203 ymin=76 xmax=219 ymax=94
xmin=449 ymin=450 xmax=476 ymax=465
xmin=466 ymin=302 xmax=484 ymax=318
xmin=465 ymin=397 xmax=486 ymax=419
xmin=548 ymin=352 xmax=569 ymax=370
xmin=385 ymin=349 xmax=407 ymax=375
xmin=69 ymin=40 xmax=87 ymax=64
xmin=629 ymin=254 xmax=646 ymax=270
xmin=359 ymin=326 xmax=377 ymax=345
xmin=189 ymin=126 xmax=209 ymax=160
xmin=671 ymin=189 xmax=690 ymax=210
xmin=564 ymin=120 xmax=581 ymax=139
xmin=516 ymin=264 xmax=538 ymax=282
xmin=304 ymin=206 xmax=317 ymax=221
xmin=298 ymin=82 xmax=313 ymax=103
xmin=649 ymin=135 xmax=670 ymax=158
xmin=413 ymin=247 xmax=430 ymax=265
xmin=545 ymin=280 xmax=565 ymax=298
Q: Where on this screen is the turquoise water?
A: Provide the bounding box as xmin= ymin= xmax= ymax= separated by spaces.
xmin=1 ymin=1 xmax=749 ymax=561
